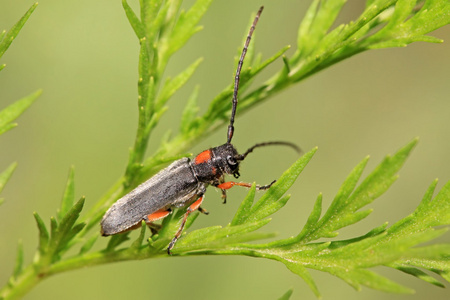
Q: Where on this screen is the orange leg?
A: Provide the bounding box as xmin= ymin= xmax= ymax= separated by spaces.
xmin=167 ymin=195 xmax=204 ymax=254
xmin=145 ymin=209 xmax=172 ymax=235
xmin=146 ymin=209 xmax=171 ymax=222
xmin=217 ymin=180 xmax=276 ymax=191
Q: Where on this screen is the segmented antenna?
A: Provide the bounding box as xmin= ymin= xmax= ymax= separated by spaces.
xmin=236 ymin=141 xmax=301 ymax=161
xmin=227 ymin=6 xmax=264 ymax=144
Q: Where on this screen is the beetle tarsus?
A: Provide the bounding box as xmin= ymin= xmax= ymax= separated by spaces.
xmin=147 ymin=223 xmax=162 ymax=235
xmin=256 ymin=180 xmax=276 ymax=190
xmin=198 ymin=206 xmax=209 ymax=215
xmin=167 ymin=239 xmax=176 ymax=255
xmin=221 ymin=189 xmax=227 ymax=204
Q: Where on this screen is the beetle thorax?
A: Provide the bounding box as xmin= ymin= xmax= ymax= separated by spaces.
xmin=191 ymin=143 xmax=240 ymax=182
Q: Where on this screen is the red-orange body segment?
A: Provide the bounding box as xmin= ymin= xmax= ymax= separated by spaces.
xmin=217 ymin=181 xmax=252 ymax=190
xmin=147 ymin=209 xmax=171 ymax=222
xmin=194 ymin=149 xmax=212 ymax=165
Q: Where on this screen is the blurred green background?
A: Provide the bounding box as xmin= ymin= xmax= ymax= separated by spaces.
xmin=1 ymin=0 xmax=449 ymax=299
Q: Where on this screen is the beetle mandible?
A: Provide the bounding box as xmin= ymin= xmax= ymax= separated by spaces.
xmin=101 ymin=6 xmax=299 ymax=254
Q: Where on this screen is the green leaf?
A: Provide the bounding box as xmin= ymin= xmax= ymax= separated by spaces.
xmin=156 ymin=57 xmax=203 ymax=110
xmin=296 ymin=193 xmax=323 ymax=241
xmin=106 ymin=233 xmax=131 ymax=252
xmin=249 ymin=45 xmax=291 ymax=78
xmin=297 ymin=138 xmax=418 ymax=243
xmin=130 ymin=222 xmax=147 ymax=251
xmin=50 ymin=217 xmax=58 ymax=245
xmin=366 ymin=0 xmax=450 ymax=49
xmin=145 ymin=0 xmax=171 ymax=46
xmin=0 ymin=163 xmax=17 ymax=196
xmin=0 ymin=30 xmax=5 ymax=43
xmin=122 ymin=0 xmax=145 ymax=39
xmin=57 ymin=166 xmax=75 ymax=222
xmin=245 ymin=147 xmax=318 ymax=223
xmin=0 ymin=90 xmax=41 ymax=136
xmin=12 ymin=240 xmax=24 ymax=279
xmin=278 ymin=288 xmax=293 ymax=300
xmin=296 ymin=0 xmax=347 ymax=57
xmin=168 ymin=0 xmax=213 ymax=55
xmin=188 ymin=140 xmax=447 ymax=297
xmin=79 ymin=235 xmax=98 ymax=255
xmin=336 ymin=268 xmax=413 ymax=293
xmin=140 ymin=0 xmax=163 ymax=35
xmin=0 ymin=3 xmax=38 ymax=61
xmin=49 ymin=197 xmax=85 ymax=258
xmin=392 ymin=264 xmax=445 ymax=288
xmin=33 ymin=212 xmax=49 ymax=255
xmin=174 ymin=219 xmax=273 ymax=253
xmin=398 ymin=245 xmax=450 ymax=282
xmin=180 ymin=86 xmax=200 ymax=135
xmin=231 ymin=183 xmax=256 ymax=226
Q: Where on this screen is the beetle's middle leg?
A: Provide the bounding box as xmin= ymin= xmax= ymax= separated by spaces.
xmin=168 ymin=195 xmax=205 ymax=255
xmin=215 ymin=177 xmax=228 ymax=204
xmin=198 ymin=206 xmax=209 ymax=215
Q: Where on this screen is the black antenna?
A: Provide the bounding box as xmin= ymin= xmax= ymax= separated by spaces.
xmin=236 ymin=141 xmax=301 ymax=161
xmin=227 ymin=6 xmax=264 ymax=144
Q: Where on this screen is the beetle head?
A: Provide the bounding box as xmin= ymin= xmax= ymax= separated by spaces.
xmin=213 ymin=141 xmax=301 ymax=179
xmin=212 ymin=143 xmax=241 ymax=178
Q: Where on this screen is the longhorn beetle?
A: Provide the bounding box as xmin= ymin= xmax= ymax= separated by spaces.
xmin=101 ymin=6 xmax=299 ymax=254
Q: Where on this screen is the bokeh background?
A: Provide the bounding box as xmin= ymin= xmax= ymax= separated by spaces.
xmin=1 ymin=0 xmax=449 ymax=299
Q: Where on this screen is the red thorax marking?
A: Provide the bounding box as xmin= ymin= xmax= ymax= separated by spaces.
xmin=194 ymin=149 xmax=212 ymax=165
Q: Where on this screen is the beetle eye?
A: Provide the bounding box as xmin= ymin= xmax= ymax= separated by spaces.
xmin=227 ymin=156 xmax=237 ymax=166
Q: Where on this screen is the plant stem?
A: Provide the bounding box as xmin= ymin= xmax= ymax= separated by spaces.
xmin=0 ymin=265 xmax=41 ymax=300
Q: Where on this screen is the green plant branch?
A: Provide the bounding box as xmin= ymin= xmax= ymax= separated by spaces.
xmin=2 ymin=1 xmax=450 ymax=299
xmin=0 ymin=3 xmax=40 ymax=206
xmin=82 ymin=0 xmax=450 ymax=233
xmin=6 ymin=141 xmax=448 ymax=299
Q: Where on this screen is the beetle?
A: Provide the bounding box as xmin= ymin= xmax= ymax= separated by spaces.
xmin=101 ymin=6 xmax=299 ymax=254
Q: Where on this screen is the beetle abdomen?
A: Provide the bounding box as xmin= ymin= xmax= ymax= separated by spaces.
xmin=101 ymin=158 xmax=203 ymax=235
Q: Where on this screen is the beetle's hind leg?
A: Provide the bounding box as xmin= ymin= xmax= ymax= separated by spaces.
xmin=168 ymin=195 xmax=205 ymax=255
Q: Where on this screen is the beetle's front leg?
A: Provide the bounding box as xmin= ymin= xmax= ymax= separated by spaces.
xmin=167 ymin=195 xmax=205 ymax=255
xmin=217 ymin=180 xmax=276 ymax=191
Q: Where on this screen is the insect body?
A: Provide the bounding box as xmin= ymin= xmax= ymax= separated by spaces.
xmin=101 ymin=6 xmax=299 ymax=254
